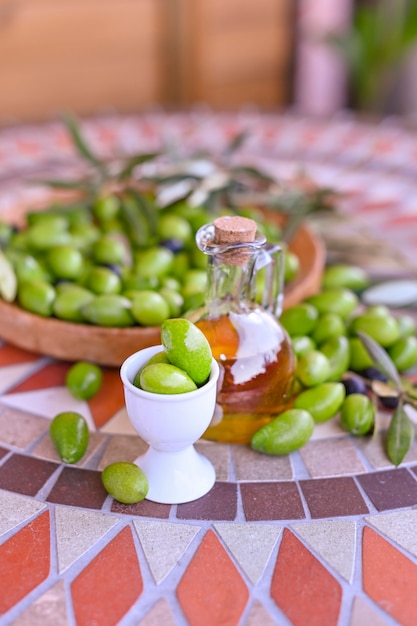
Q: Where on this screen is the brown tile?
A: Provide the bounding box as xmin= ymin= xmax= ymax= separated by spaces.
xmin=0 ymin=454 xmax=58 ymax=496
xmin=240 ymin=482 xmax=305 ymax=521
xmin=111 ymin=499 xmax=171 ymax=519
xmin=300 ymin=477 xmax=369 ymax=518
xmin=177 ymin=482 xmax=238 ymax=521
xmin=0 ymin=446 xmax=8 ymax=460
xmin=357 ymin=468 xmax=417 ymax=511
xmin=47 ymin=467 xmax=108 ymax=509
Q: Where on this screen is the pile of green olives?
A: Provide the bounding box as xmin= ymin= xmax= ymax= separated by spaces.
xmin=0 ymin=194 xmax=299 ymax=327
xmin=251 ymin=264 xmax=417 ymax=457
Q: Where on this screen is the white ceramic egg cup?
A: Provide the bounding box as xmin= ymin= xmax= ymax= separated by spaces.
xmin=120 ymin=345 xmax=219 ymax=504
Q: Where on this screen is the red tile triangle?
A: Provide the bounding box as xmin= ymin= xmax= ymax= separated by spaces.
xmin=71 ymin=526 xmax=143 ymax=626
xmin=362 ymin=526 xmax=417 ymax=626
xmin=9 ymin=361 xmax=71 ymax=393
xmin=0 ymin=343 xmax=41 ymax=366
xmin=88 ymin=368 xmax=125 ymax=428
xmin=0 ymin=510 xmax=50 ymax=615
xmin=177 ymin=529 xmax=249 ymax=626
xmin=271 ymin=528 xmax=342 ymax=626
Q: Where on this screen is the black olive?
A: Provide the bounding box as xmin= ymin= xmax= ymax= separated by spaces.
xmin=359 ymin=367 xmax=388 ymax=382
xmin=159 ymin=239 xmax=185 ymax=254
xmin=342 ymin=373 xmax=368 ymax=396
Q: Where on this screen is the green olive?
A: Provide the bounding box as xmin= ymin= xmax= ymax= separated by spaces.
xmin=135 ymin=246 xmax=174 ymax=278
xmin=284 ymin=251 xmax=300 ymax=283
xmin=18 ymin=280 xmax=55 ymax=317
xmin=294 ymin=382 xmax=346 ymax=423
xmin=15 ymin=254 xmax=51 ymax=283
xmin=181 ymin=269 xmax=208 ymax=298
xmin=396 ymin=314 xmax=416 ymax=339
xmin=93 ymin=195 xmax=121 ymax=222
xmin=251 ymin=408 xmax=315 ymax=455
xmin=159 ymin=288 xmax=184 ymax=317
xmin=350 ymin=311 xmax=400 ymax=347
xmin=322 ymin=264 xmax=370 ymax=291
xmin=311 ymin=312 xmax=346 ymax=345
xmin=46 ymin=245 xmax=85 ymax=280
xmin=50 ymin=411 xmax=89 ymax=464
xmin=66 ymin=361 xmax=103 ymax=400
xmin=320 ymin=335 xmax=350 ymax=381
xmin=130 ymin=290 xmax=171 ymax=326
xmin=306 ymin=288 xmax=359 ymax=319
xmin=348 ymin=337 xmax=374 ymax=371
xmin=101 ymin=462 xmax=148 ymax=504
xmin=296 ymin=350 xmax=331 ymax=387
xmin=82 ymin=294 xmax=134 ymax=327
xmin=340 ymin=394 xmax=375 ymax=436
xmin=388 ymin=336 xmax=417 ymax=372
xmin=92 ymin=235 xmax=127 ymax=265
xmin=291 ymin=335 xmax=316 ymax=357
xmin=157 ymin=214 xmax=193 ymax=244
xmin=280 ymin=303 xmax=319 ymax=337
xmin=133 ymin=351 xmax=170 ymax=387
xmin=84 ymin=266 xmax=122 ymax=295
xmin=53 ymin=285 xmax=95 ymax=322
xmin=139 ymin=363 xmax=197 ymax=394
xmin=27 ymin=223 xmax=71 ymax=250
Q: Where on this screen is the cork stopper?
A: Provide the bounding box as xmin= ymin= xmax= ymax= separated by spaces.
xmin=213 ymin=216 xmax=257 ymax=265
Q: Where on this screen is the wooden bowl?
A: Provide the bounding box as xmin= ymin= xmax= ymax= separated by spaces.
xmin=0 ymin=212 xmax=325 ymax=366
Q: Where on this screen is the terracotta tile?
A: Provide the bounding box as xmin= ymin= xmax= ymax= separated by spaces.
xmin=357 ymin=468 xmax=417 ymax=511
xmin=47 ymin=467 xmax=108 ymax=509
xmin=0 ymin=454 xmax=58 ymax=496
xmin=71 ymin=526 xmax=143 ymax=626
xmin=271 ymin=528 xmax=342 ymax=626
xmin=232 ymin=444 xmax=293 ymax=481
xmin=177 ymin=529 xmax=249 ymax=626
xmin=299 ymin=438 xmax=366 ymax=477
xmin=0 ymin=511 xmax=50 ymax=615
xmin=300 ymin=477 xmax=369 ymax=518
xmin=365 ymin=510 xmax=417 ymax=558
xmin=177 ymin=482 xmax=238 ymax=521
xmin=362 ymin=526 xmax=417 ymax=626
xmin=0 ymin=407 xmax=49 ymax=449
xmin=111 ymin=498 xmax=171 ymax=519
xmin=240 ymin=482 xmax=305 ymax=521
xmin=0 ymin=446 xmax=8 ymax=460
xmin=0 ymin=343 xmax=41 ymax=366
xmin=88 ymin=368 xmax=125 ymax=429
xmin=11 ymin=580 xmax=68 ymax=626
xmin=8 ymin=361 xmax=71 ymax=393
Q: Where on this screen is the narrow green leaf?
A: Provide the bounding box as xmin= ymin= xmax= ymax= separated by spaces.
xmin=119 ymin=192 xmax=151 ymax=247
xmin=127 ymin=188 xmax=158 ymax=236
xmin=28 ymin=178 xmax=92 ymax=190
xmin=229 ymin=165 xmax=275 ymax=184
xmin=386 ymin=401 xmax=414 ymax=466
xmin=117 ymin=152 xmax=161 ymax=181
xmin=62 ymin=113 xmax=107 ymax=176
xmin=224 ymin=131 xmax=249 ymax=154
xmin=357 ymin=331 xmax=402 ymax=390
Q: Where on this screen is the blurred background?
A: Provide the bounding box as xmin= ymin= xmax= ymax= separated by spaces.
xmin=1 ymin=0 xmax=417 ymax=125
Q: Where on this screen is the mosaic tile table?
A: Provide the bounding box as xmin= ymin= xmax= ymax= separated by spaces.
xmin=1 ymin=111 xmax=417 ymax=626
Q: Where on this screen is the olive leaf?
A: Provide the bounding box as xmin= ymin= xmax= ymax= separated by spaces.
xmin=223 ymin=130 xmax=249 ymax=155
xmin=62 ymin=112 xmax=107 ymax=177
xmin=386 ymin=400 xmax=415 ymax=466
xmin=119 ymin=190 xmax=152 ymax=247
xmin=357 ymin=331 xmax=402 ymax=390
xmin=117 ymin=152 xmax=161 ymax=181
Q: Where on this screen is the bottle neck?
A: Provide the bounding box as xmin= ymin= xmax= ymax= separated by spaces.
xmin=205 ymin=253 xmax=256 ymax=317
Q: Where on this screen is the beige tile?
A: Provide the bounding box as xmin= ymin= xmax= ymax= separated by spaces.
xmin=97 ymin=435 xmax=148 ymax=470
xmin=350 ymin=595 xmax=391 ymax=626
xmin=195 ymin=440 xmax=230 ymax=481
xmin=243 ymin=600 xmax=280 ymax=626
xmin=300 ymin=437 xmax=366 ymax=477
xmin=0 ymin=490 xmax=46 ymax=537
xmin=0 ymin=406 xmax=49 ymax=449
xmin=291 ymin=519 xmax=357 ymax=583
xmin=214 ymin=523 xmax=282 ymax=585
xmin=55 ymin=506 xmax=119 ymax=573
xmin=365 ymin=510 xmax=417 ymax=559
xmin=134 ymin=521 xmax=201 ymax=584
xmin=232 ymin=444 xmax=293 ymax=481
xmin=356 ymin=430 xmax=417 ymax=469
xmin=136 ymin=599 xmax=176 ymax=626
xmin=10 ymin=580 xmax=69 ymax=626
